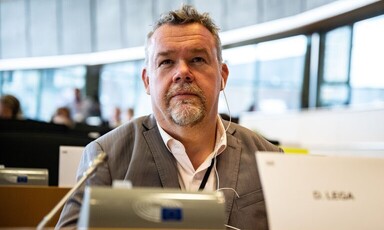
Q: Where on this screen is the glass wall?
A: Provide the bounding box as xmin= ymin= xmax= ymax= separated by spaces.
xmin=319 ymin=14 xmax=384 ymax=107
xmin=319 ymin=26 xmax=352 ymax=107
xmin=0 ymin=66 xmax=86 ymax=121
xmin=99 ymin=60 xmax=149 ymax=124
xmin=221 ymin=45 xmax=257 ymax=116
xmin=1 ymin=14 xmax=383 ymax=123
xmin=223 ymin=35 xmax=307 ymax=115
xmin=1 ymin=70 xmax=41 ymax=119
xmin=41 ymin=66 xmax=86 ymax=121
xmin=350 ymin=15 xmax=384 ymax=106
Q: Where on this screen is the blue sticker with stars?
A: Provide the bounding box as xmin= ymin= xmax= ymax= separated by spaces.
xmin=161 ymin=207 xmax=182 ymax=221
xmin=17 ymin=176 xmax=28 ymax=183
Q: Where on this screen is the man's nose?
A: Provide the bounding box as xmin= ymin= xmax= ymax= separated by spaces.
xmin=173 ymin=61 xmax=194 ymax=83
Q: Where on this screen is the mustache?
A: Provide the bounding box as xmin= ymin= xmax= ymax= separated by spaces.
xmin=165 ymin=83 xmax=206 ymax=102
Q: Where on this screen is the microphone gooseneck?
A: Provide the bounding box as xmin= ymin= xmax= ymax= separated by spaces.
xmin=37 ymin=152 xmax=108 ymax=230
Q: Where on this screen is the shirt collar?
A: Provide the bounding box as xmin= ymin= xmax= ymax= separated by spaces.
xmin=157 ymin=115 xmax=227 ymax=156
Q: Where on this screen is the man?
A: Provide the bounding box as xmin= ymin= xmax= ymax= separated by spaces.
xmin=57 ymin=5 xmax=282 ymax=229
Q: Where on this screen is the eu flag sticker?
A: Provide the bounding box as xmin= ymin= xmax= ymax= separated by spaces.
xmin=17 ymin=176 xmax=28 ymax=183
xmin=161 ymin=207 xmax=182 ymax=221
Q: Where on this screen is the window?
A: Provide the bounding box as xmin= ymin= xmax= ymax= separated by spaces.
xmin=0 ymin=66 xmax=86 ymax=121
xmin=2 ymin=11 xmax=383 ymax=123
xmin=41 ymin=66 xmax=86 ymax=121
xmin=319 ymin=15 xmax=384 ymax=107
xmin=350 ymin=15 xmax=384 ymax=106
xmin=222 ymin=45 xmax=258 ymax=116
xmin=319 ymin=26 xmax=352 ymax=107
xmin=223 ymin=35 xmax=307 ymax=115
xmin=1 ymin=70 xmax=40 ymax=119
xmin=99 ymin=60 xmax=148 ymax=123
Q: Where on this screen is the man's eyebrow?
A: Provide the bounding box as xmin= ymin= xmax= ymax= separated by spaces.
xmin=155 ymin=50 xmax=175 ymax=58
xmin=153 ymin=50 xmax=174 ymax=64
xmin=154 ymin=48 xmax=210 ymax=61
xmin=189 ymin=48 xmax=209 ymax=56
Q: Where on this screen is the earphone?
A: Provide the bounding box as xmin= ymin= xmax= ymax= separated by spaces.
xmin=221 ymin=78 xmax=231 ymax=133
xmin=221 ymin=78 xmax=225 ymax=91
xmin=213 ymin=77 xmax=238 ymax=196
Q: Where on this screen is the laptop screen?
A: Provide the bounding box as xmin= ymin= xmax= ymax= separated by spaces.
xmin=256 ymin=152 xmax=384 ymax=230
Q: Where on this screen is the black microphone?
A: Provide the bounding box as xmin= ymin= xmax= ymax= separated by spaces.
xmin=37 ymin=152 xmax=108 ymax=230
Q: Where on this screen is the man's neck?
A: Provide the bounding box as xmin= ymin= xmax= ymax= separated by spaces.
xmin=161 ymin=117 xmax=218 ymax=169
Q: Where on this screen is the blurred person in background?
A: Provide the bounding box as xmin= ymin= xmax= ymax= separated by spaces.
xmin=51 ymin=106 xmax=74 ymax=128
xmin=67 ymin=88 xmax=104 ymax=126
xmin=67 ymin=88 xmax=87 ymax=123
xmin=125 ymin=107 xmax=134 ymax=122
xmin=108 ymin=106 xmax=122 ymax=128
xmin=0 ymin=94 xmax=23 ymax=119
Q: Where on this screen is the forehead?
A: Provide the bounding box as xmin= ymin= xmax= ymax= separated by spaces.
xmin=148 ymin=23 xmax=216 ymax=54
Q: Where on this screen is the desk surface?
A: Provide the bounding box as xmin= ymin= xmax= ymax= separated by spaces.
xmin=0 ymin=185 xmax=70 ymax=227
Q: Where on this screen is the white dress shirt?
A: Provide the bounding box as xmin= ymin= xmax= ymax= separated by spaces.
xmin=157 ymin=115 xmax=227 ymax=191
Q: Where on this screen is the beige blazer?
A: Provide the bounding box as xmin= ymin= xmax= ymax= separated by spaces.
xmin=57 ymin=114 xmax=282 ymax=230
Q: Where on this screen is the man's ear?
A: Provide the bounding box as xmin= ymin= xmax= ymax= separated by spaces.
xmin=220 ymin=63 xmax=229 ymax=91
xmin=142 ymin=68 xmax=150 ymax=95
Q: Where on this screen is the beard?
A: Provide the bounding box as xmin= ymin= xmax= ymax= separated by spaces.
xmin=165 ymin=83 xmax=207 ymax=127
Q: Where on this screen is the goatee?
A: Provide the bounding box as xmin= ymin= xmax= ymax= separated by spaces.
xmin=165 ymin=83 xmax=206 ymax=126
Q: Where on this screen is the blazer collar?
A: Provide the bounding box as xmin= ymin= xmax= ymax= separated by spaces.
xmin=217 ymin=127 xmax=241 ymax=225
xmin=142 ymin=115 xmax=180 ymax=188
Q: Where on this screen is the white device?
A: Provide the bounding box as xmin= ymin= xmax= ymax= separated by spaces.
xmin=256 ymin=152 xmax=384 ymax=230
xmin=58 ymin=145 xmax=84 ymax=187
xmin=0 ymin=167 xmax=48 ymax=186
xmin=78 ymin=186 xmax=226 ymax=229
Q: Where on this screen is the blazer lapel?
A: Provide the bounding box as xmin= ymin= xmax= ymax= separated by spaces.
xmin=217 ymin=123 xmax=242 ymax=224
xmin=142 ymin=115 xmax=180 ymax=188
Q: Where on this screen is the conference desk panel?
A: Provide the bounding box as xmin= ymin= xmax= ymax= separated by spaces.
xmin=0 ymin=186 xmax=70 ymax=227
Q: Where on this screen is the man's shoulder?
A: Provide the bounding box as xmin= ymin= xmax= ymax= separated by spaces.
xmin=226 ymin=121 xmax=256 ymax=136
xmin=96 ymin=115 xmax=155 ymax=141
xmin=228 ymin=122 xmax=281 ymax=151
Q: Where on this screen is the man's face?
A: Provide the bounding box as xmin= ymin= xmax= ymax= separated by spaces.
xmin=142 ymin=23 xmax=228 ymax=127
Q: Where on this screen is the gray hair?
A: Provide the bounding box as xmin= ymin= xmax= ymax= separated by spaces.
xmin=145 ymin=4 xmax=222 ymax=64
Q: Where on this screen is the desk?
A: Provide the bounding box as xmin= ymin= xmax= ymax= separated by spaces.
xmin=0 ymin=186 xmax=70 ymax=227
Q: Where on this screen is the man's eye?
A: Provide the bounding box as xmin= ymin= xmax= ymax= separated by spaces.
xmin=192 ymin=57 xmax=205 ymax=63
xmin=159 ymin=59 xmax=173 ymax=67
